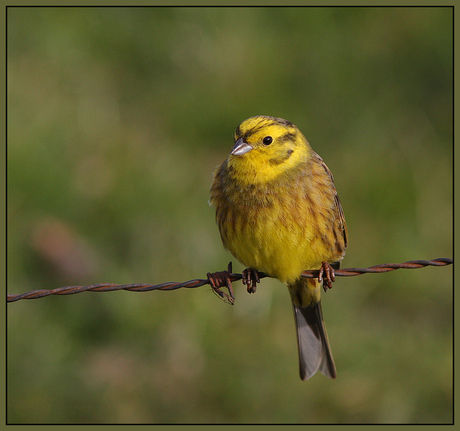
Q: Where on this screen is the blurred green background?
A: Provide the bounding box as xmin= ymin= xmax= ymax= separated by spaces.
xmin=7 ymin=6 xmax=452 ymax=424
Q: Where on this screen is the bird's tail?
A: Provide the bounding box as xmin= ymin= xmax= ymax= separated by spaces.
xmin=290 ymin=278 xmax=336 ymax=380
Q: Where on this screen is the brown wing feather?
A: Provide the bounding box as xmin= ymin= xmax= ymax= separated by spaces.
xmin=312 ymin=153 xmax=348 ymax=253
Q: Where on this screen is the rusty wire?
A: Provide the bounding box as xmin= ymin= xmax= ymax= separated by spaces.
xmin=7 ymin=258 xmax=452 ymax=304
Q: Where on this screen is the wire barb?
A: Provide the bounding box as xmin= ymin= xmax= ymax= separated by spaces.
xmin=7 ymin=258 xmax=452 ymax=303
xmin=207 ymin=262 xmax=235 ymax=305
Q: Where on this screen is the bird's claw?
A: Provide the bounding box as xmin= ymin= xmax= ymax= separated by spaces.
xmin=242 ymin=268 xmax=260 ymax=293
xmin=318 ymin=261 xmax=335 ymax=292
xmin=207 ymin=262 xmax=235 ymax=305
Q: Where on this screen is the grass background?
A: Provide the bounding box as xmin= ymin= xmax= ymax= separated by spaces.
xmin=7 ymin=6 xmax=452 ymax=424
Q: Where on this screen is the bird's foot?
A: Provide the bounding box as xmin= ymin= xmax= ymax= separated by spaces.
xmin=242 ymin=268 xmax=260 ymax=293
xmin=207 ymin=262 xmax=235 ymax=305
xmin=318 ymin=261 xmax=336 ymax=292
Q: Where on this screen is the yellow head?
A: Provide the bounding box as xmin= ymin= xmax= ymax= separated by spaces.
xmin=227 ymin=116 xmax=312 ymax=184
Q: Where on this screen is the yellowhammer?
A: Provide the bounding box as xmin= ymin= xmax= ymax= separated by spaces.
xmin=210 ymin=115 xmax=348 ymax=380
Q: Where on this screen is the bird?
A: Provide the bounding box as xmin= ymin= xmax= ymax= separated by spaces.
xmin=209 ymin=115 xmax=348 ymax=380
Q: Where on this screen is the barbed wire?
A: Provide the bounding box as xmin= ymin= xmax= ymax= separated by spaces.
xmin=7 ymin=258 xmax=452 ymax=304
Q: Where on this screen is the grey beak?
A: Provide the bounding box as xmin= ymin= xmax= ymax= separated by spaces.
xmin=231 ymin=138 xmax=253 ymax=156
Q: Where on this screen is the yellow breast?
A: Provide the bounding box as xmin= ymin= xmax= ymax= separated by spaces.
xmin=211 ymin=158 xmax=337 ymax=284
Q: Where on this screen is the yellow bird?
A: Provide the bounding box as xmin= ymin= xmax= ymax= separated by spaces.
xmin=210 ymin=116 xmax=348 ymax=380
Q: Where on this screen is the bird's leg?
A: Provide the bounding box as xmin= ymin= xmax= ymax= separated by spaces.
xmin=318 ymin=261 xmax=336 ymax=292
xmin=207 ymin=262 xmax=235 ymax=305
xmin=242 ymin=267 xmax=260 ymax=294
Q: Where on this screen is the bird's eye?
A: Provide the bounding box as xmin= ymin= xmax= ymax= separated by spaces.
xmin=263 ymin=136 xmax=273 ymax=145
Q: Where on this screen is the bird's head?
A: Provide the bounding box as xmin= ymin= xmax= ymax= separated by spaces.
xmin=227 ymin=116 xmax=311 ymax=184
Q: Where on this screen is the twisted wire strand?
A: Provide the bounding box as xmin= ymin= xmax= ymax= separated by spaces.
xmin=7 ymin=258 xmax=452 ymax=303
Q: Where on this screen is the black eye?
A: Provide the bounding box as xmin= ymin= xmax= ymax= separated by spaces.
xmin=263 ymin=136 xmax=273 ymax=145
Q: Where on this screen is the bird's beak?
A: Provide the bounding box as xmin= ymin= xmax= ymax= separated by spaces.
xmin=231 ymin=138 xmax=253 ymax=156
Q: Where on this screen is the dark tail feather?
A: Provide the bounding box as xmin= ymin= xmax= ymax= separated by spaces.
xmin=293 ymin=301 xmax=337 ymax=380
